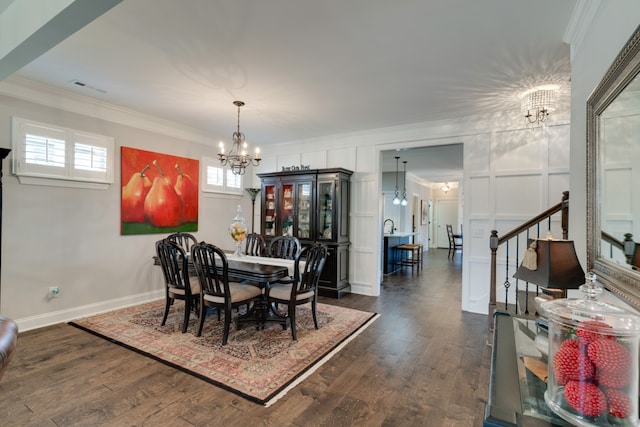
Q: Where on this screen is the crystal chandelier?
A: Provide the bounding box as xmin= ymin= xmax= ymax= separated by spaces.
xmin=520 ymin=87 xmax=559 ymax=125
xmin=218 ymin=101 xmax=261 ymax=175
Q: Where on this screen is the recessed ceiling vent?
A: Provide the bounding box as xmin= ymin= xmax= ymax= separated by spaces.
xmin=69 ymin=80 xmax=107 ymax=94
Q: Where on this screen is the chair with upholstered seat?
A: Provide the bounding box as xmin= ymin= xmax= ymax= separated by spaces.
xmin=190 ymin=242 xmax=263 ymax=345
xmin=155 ymin=239 xmax=200 ymax=333
xmin=0 ymin=316 xmax=17 ymax=381
xmin=267 ymin=235 xmax=301 ymax=260
xmin=265 ymin=243 xmax=328 ymax=340
xmin=446 ymin=224 xmax=463 ymax=259
xmin=244 ymin=232 xmax=266 ymax=256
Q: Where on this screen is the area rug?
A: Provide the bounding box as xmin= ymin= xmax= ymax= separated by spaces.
xmin=69 ymin=300 xmax=378 ymax=406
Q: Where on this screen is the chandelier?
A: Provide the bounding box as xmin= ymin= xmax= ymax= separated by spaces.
xmin=441 ymin=182 xmax=450 ymax=193
xmin=401 ymin=160 xmax=408 ymax=206
xmin=218 ymin=101 xmax=261 ymax=175
xmin=392 ymin=156 xmax=401 ymax=205
xmin=520 ymin=87 xmax=559 ymax=125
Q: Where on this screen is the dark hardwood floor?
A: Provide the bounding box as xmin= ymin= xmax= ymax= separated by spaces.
xmin=0 ymin=249 xmax=491 ymax=426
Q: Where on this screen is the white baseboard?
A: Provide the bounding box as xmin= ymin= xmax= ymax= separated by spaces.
xmin=15 ymin=290 xmax=164 ymax=332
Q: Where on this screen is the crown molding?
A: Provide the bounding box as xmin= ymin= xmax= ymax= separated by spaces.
xmin=564 ymin=0 xmax=602 ymax=62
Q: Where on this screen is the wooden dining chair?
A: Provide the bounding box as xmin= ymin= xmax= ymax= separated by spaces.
xmin=166 ymin=232 xmax=198 ymax=254
xmin=190 ymin=242 xmax=263 ymax=345
xmin=244 ymin=233 xmax=266 ymax=256
xmin=446 ymin=224 xmax=463 ymax=259
xmin=265 ymin=243 xmax=328 ymax=340
xmin=155 ymin=239 xmax=200 ymax=333
xmin=267 ymin=235 xmax=301 ymax=260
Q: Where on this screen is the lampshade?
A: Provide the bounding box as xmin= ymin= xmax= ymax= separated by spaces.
xmin=632 ymin=243 xmax=640 ymax=270
xmin=513 ymin=238 xmax=585 ymax=290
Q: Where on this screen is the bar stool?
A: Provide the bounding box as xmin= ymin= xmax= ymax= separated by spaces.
xmin=395 ymin=243 xmax=423 ymax=271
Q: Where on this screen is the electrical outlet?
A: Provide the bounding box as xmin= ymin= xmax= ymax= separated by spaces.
xmin=48 ymin=286 xmax=60 ymax=298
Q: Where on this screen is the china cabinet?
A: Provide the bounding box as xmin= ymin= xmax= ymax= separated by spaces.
xmin=258 ymin=168 xmax=352 ymax=298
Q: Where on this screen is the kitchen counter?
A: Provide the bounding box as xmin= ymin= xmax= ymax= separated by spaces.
xmin=383 ymin=232 xmax=418 ymax=238
xmin=383 ymin=233 xmax=419 ymax=274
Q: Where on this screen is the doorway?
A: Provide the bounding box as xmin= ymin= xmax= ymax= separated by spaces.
xmin=436 ymin=199 xmax=458 ymax=248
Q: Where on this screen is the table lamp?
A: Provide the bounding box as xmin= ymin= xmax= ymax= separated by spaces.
xmin=513 ymin=238 xmax=585 ymax=301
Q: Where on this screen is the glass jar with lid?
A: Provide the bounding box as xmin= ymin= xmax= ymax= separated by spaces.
xmin=229 ymin=205 xmax=247 ymax=256
xmin=540 ymin=272 xmax=640 ymax=426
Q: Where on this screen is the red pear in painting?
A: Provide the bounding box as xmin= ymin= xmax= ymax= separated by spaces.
xmin=144 ymin=160 xmax=184 ymax=227
xmin=174 ymin=163 xmax=198 ymax=223
xmin=121 ymin=164 xmax=152 ymax=223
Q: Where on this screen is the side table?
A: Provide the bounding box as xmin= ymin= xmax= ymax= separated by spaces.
xmin=484 ymin=311 xmax=572 ymax=426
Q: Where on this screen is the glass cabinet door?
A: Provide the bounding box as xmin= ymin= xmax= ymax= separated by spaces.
xmin=317 ymin=181 xmax=334 ymax=240
xmin=280 ymin=183 xmax=294 ymax=236
xmin=264 ymin=183 xmax=277 ymax=236
xmin=296 ymin=182 xmax=312 ymax=239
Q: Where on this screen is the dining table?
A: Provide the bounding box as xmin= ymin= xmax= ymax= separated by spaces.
xmin=153 ymin=251 xmax=304 ymax=328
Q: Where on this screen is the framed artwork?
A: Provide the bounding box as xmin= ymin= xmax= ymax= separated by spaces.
xmin=421 ymin=200 xmax=428 ymax=225
xmin=121 ymin=146 xmax=199 ymax=235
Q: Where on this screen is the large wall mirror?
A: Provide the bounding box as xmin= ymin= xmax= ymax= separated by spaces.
xmin=587 ymin=24 xmax=640 ymax=311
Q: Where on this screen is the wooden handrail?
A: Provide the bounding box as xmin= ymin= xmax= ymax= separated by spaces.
xmin=488 ymin=191 xmax=569 ymax=331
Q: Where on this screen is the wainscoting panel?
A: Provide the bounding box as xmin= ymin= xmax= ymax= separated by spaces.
xmin=469 ymin=176 xmax=490 ymax=216
xmin=495 ymin=174 xmax=542 ymax=215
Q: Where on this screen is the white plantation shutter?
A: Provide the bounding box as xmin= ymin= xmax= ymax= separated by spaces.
xmin=12 ymin=117 xmax=114 ymax=188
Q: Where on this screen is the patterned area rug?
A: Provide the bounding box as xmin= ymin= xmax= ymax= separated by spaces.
xmin=70 ymin=300 xmax=378 ymax=406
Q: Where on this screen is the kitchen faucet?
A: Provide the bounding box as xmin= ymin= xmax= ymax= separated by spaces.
xmin=384 ymin=218 xmax=395 ymax=234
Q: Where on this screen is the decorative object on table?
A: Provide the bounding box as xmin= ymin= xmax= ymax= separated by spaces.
xmin=229 ymin=205 xmax=248 ymax=256
xmin=245 ymin=187 xmax=261 ymax=233
xmin=121 ymin=147 xmax=199 ymax=235
xmin=218 ymin=100 xmax=261 ymax=175
xmin=540 ymin=272 xmax=640 ymax=426
xmin=513 ymin=237 xmax=585 ymax=308
xmin=69 ymin=299 xmax=378 ymax=406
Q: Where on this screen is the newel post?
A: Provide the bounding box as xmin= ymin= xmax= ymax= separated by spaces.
xmin=561 ymin=190 xmax=569 ymax=239
xmin=489 ymin=229 xmax=499 ymax=331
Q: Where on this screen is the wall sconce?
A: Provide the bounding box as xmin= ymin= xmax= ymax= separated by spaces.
xmin=521 ymin=86 xmax=559 ymax=126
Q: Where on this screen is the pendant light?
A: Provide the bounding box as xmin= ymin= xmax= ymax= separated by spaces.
xmin=392 ymin=156 xmax=401 ymax=205
xmin=401 ymin=161 xmax=408 ymax=206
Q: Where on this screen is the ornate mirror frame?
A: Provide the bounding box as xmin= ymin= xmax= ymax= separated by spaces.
xmin=587 ymin=24 xmax=640 ymax=311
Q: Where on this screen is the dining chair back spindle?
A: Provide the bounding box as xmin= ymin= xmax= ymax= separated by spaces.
xmin=190 ymin=242 xmax=263 ymax=345
xmin=155 ymin=239 xmax=200 ymax=333
xmin=265 ymin=243 xmax=328 ymax=340
xmin=267 ymin=235 xmax=302 ymax=260
xmin=244 ymin=233 xmax=266 ymax=256
xmin=166 ymin=232 xmax=198 ymax=254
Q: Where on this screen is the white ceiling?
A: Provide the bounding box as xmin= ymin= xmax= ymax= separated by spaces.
xmin=4 ymin=0 xmax=577 ymax=182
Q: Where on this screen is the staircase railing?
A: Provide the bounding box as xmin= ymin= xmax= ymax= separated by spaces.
xmin=488 ymin=191 xmax=569 ymax=330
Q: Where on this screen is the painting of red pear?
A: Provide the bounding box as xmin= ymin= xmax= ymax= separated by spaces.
xmin=121 ymin=147 xmax=198 ymax=235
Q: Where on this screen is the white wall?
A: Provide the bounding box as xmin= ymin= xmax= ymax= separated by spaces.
xmin=568 ymin=1 xmax=640 ymax=270
xmin=0 ymin=92 xmax=255 ymax=330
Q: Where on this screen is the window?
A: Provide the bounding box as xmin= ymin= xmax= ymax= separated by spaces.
xmin=201 ymin=156 xmax=243 ymax=194
xmin=12 ymin=117 xmax=114 ymax=188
